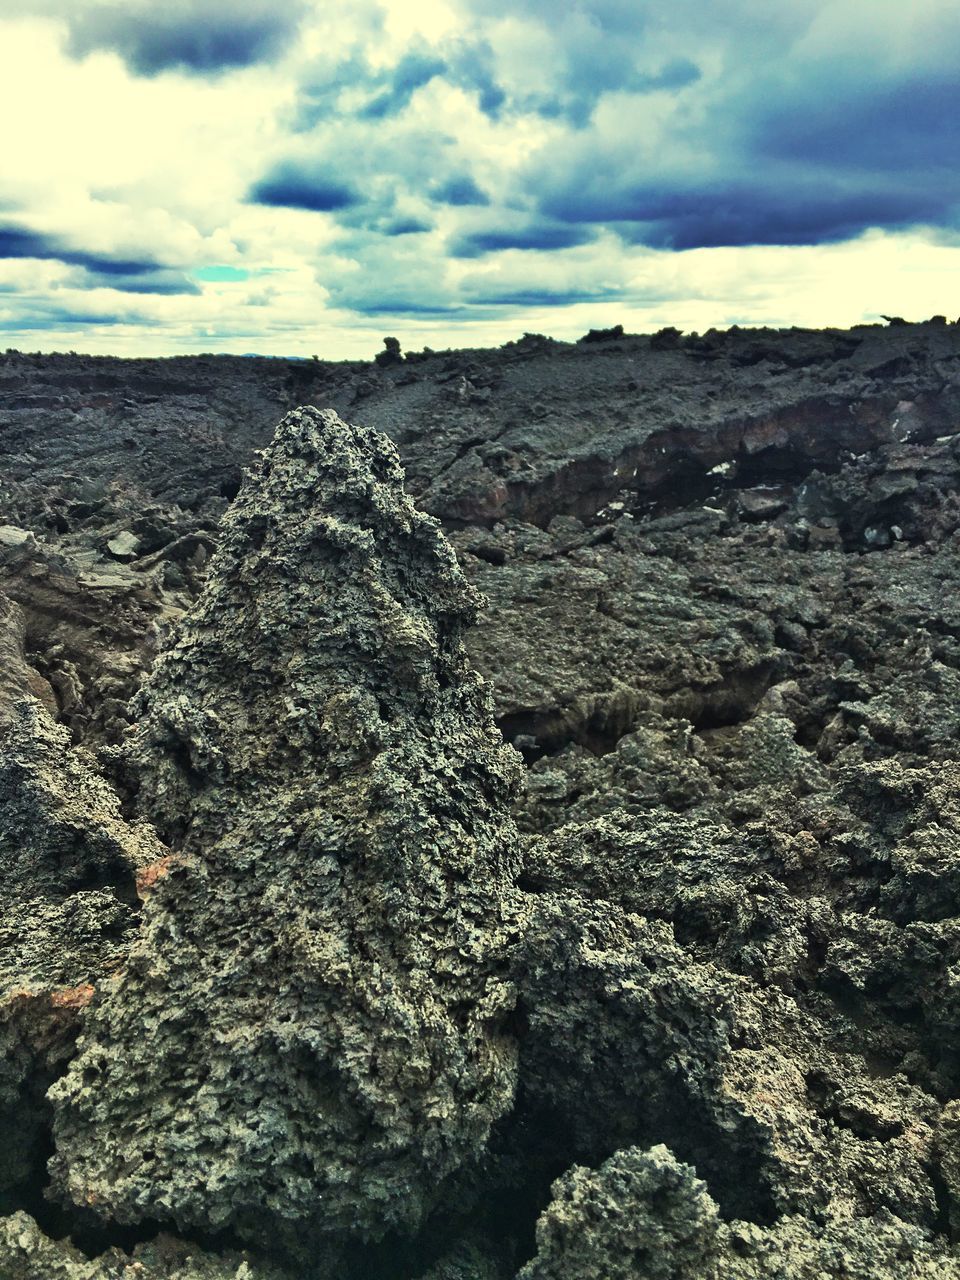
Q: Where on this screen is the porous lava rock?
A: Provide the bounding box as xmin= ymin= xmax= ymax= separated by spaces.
xmin=0 ymin=592 xmax=159 ymax=1198
xmin=520 ymin=1145 xmax=960 ymax=1280
xmin=2 ymin=323 xmax=960 ymax=1276
xmin=517 ymin=1144 xmax=720 ymax=1279
xmin=0 ymin=1210 xmax=286 ymax=1279
xmin=517 ymin=802 xmax=951 ymax=1234
xmin=49 ymin=407 xmax=523 ymax=1250
xmin=508 ymin=892 xmax=778 ymax=1224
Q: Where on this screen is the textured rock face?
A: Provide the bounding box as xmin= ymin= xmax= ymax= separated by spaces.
xmin=518 ymin=1145 xmax=720 ymax=1280
xmin=2 ymin=324 xmax=960 ymax=1277
xmin=50 ymin=407 xmax=523 ymax=1246
xmin=0 ymin=591 xmax=55 ymax=718
xmin=0 ymin=594 xmax=159 ymax=1196
xmin=518 ymin=806 xmax=951 ymax=1229
xmin=0 ymin=520 xmax=169 ymax=748
xmin=520 ymin=1146 xmax=960 ymax=1280
xmin=0 ymin=1211 xmax=285 ymax=1279
xmin=5 ymin=322 xmax=958 ymax=536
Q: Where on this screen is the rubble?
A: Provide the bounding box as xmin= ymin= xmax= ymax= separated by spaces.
xmin=2 ymin=322 xmax=960 ymax=1276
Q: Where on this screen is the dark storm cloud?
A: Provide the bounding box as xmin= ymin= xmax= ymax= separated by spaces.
xmin=532 ymin=34 xmax=960 ymax=249
xmin=293 ymin=38 xmax=507 ymax=129
xmin=451 ymin=225 xmax=596 ymax=257
xmin=447 ymin=2 xmax=699 ymax=126
xmin=290 ymin=11 xmax=690 ymax=135
xmin=756 ymin=71 xmax=960 ymax=174
xmin=248 ymin=166 xmax=362 ymax=213
xmin=290 ymin=52 xmax=371 ymax=131
xmin=632 ymin=57 xmax=701 ymax=92
xmin=0 ymin=224 xmax=163 ymax=275
xmin=0 ymin=225 xmax=198 ymax=294
xmin=445 ymin=40 xmax=507 ymax=120
xmin=529 ymin=55 xmax=700 ymax=127
xmin=95 ymin=274 xmax=201 ymax=295
xmin=382 ymin=218 xmax=433 ymax=236
xmin=345 ymin=301 xmax=464 ymax=316
xmin=249 ymin=130 xmax=474 ymax=233
xmin=0 ymin=308 xmax=128 ymax=331
xmin=540 ymin=167 xmax=960 ymax=248
xmin=609 ymin=185 xmax=956 ymax=250
xmin=466 ymin=287 xmax=619 ymax=306
xmin=62 ymin=1 xmax=306 ymax=76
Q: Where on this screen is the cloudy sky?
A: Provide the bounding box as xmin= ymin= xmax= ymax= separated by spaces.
xmin=0 ymin=0 xmax=957 ymax=357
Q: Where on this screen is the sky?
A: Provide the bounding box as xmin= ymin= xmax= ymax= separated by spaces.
xmin=0 ymin=0 xmax=957 ymax=358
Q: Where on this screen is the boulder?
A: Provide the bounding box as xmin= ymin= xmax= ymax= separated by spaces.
xmin=50 ymin=408 xmax=523 ymax=1253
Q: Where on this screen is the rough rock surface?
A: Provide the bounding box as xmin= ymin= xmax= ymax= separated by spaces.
xmin=517 ymin=1145 xmax=721 ymax=1279
xmin=0 ymin=1210 xmax=284 ymax=1279
xmin=49 ymin=407 xmax=523 ymax=1252
xmin=3 ymin=321 xmax=960 ymax=1277
xmin=3 ymin=321 xmax=959 ymax=534
xmin=520 ymin=1146 xmax=960 ymax=1279
xmin=0 ymin=519 xmax=170 ymax=746
xmin=0 ymin=592 xmax=160 ymax=1203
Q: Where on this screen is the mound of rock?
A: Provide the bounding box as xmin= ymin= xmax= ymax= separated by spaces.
xmin=49 ymin=408 xmax=523 ymax=1253
xmin=520 ymin=1145 xmax=960 ymax=1280
xmin=0 ymin=1211 xmax=285 ymax=1280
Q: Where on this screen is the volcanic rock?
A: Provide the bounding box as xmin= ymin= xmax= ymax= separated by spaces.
xmin=0 ymin=526 xmax=33 ymax=550
xmin=520 ymin=1145 xmax=960 ymax=1279
xmin=49 ymin=407 xmax=523 ymax=1251
xmin=105 ymin=532 xmax=141 ymax=562
xmin=0 ymin=1210 xmax=285 ymax=1279
xmin=518 ymin=1145 xmax=720 ymax=1279
xmin=3 ymin=323 xmax=960 ymax=1276
xmin=0 ymin=593 xmax=161 ymax=1199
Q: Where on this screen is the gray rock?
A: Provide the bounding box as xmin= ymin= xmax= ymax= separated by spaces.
xmin=50 ymin=408 xmax=523 ymax=1254
xmin=105 ymin=531 xmax=141 ymax=561
xmin=519 ymin=1146 xmax=960 ymax=1280
xmin=518 ymin=1145 xmax=720 ymax=1280
xmin=0 ymin=592 xmax=160 ymax=1196
xmin=0 ymin=526 xmax=33 ymax=550
xmin=0 ymin=1210 xmax=287 ymax=1279
xmin=737 ymin=488 xmax=788 ymax=519
xmin=3 ymin=326 xmax=960 ymax=1273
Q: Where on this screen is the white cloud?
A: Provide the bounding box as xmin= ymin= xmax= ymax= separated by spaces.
xmin=0 ymin=1 xmax=956 ymax=356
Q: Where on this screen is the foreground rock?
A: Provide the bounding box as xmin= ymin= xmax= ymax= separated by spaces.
xmin=2 ymin=318 xmax=960 ymax=1276
xmin=520 ymin=1146 xmax=960 ymax=1279
xmin=0 ymin=593 xmax=160 ymax=1200
xmin=0 ymin=1211 xmax=285 ymax=1280
xmin=50 ymin=408 xmax=523 ymax=1253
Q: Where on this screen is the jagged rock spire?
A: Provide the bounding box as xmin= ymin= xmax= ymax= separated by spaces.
xmin=51 ymin=407 xmax=523 ymax=1250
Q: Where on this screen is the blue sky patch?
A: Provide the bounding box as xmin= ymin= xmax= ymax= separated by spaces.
xmin=192 ymin=265 xmax=252 ymax=282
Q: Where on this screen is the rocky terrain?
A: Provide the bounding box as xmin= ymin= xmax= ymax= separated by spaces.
xmin=2 ymin=316 xmax=960 ymax=1277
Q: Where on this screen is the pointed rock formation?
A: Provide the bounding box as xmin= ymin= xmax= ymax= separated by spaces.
xmin=50 ymin=408 xmax=523 ymax=1249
